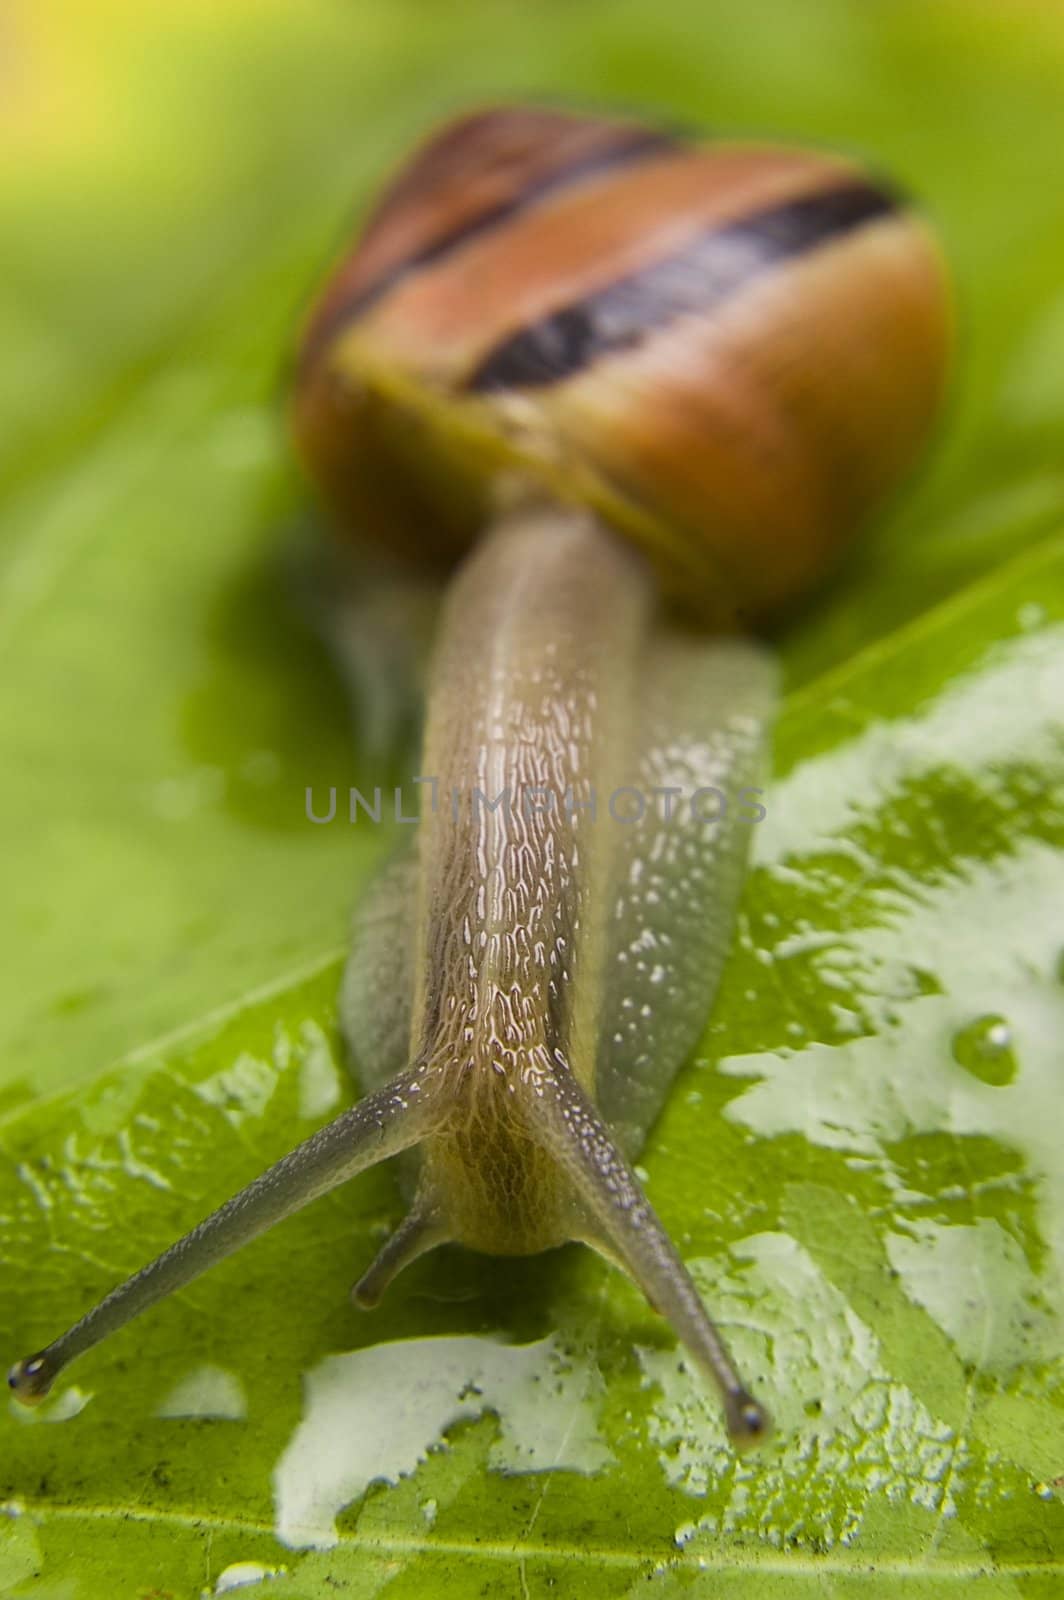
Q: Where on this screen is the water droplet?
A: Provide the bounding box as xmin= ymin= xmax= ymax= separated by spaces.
xmin=1017 ymin=602 xmax=1046 ymax=632
xmin=951 ymin=1015 xmax=1017 ymax=1087
xmin=212 ymin=1562 xmax=286 ymax=1595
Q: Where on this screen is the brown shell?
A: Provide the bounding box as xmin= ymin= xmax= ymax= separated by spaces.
xmin=292 ymin=104 xmax=950 ymax=625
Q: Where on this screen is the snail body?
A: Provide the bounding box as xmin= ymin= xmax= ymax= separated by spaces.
xmin=10 ymin=105 xmax=951 ymax=1446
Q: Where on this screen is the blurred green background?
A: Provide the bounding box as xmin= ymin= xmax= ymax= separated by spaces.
xmin=3 ymin=3 xmax=1064 ymax=1596
xmin=4 ymin=0 xmax=1064 ymax=1104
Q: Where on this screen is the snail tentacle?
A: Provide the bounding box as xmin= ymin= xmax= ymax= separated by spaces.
xmin=9 ymin=1067 xmax=440 ymax=1404
xmin=533 ymin=1056 xmax=769 ymax=1446
xmin=350 ymin=1204 xmax=448 ymax=1308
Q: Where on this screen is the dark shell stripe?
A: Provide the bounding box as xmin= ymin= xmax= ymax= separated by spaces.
xmin=467 ymin=179 xmax=899 ymax=393
xmin=301 ymin=121 xmax=677 ymax=369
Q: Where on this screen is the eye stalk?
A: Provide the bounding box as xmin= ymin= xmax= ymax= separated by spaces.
xmin=726 ymin=1389 xmax=772 ymax=1449
xmin=8 ymin=1353 xmax=54 ymax=1406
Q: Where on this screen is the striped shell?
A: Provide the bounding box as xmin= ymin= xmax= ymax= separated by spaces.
xmin=293 ymin=105 xmax=950 ymax=624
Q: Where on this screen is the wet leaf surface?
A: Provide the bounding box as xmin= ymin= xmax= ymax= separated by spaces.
xmin=3 ymin=1 xmax=1064 ymax=1594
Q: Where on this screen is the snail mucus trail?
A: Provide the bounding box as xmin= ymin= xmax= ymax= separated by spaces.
xmin=10 ymin=105 xmax=950 ymax=1445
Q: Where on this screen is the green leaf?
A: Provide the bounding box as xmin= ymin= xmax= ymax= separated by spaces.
xmin=3 ymin=1 xmax=1064 ymax=1595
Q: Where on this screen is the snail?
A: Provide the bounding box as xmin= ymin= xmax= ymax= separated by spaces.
xmin=9 ymin=104 xmax=950 ymax=1445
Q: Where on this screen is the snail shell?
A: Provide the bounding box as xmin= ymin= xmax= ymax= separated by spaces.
xmin=294 ymin=104 xmax=950 ymax=623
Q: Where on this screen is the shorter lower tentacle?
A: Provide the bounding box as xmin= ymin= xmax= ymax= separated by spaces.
xmin=352 ymin=1206 xmax=448 ymax=1308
